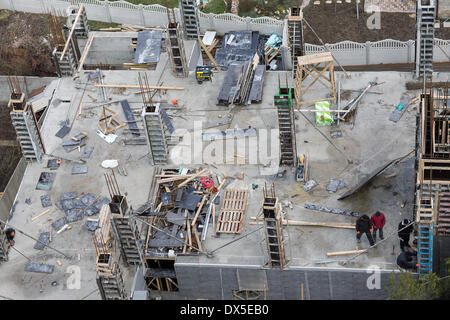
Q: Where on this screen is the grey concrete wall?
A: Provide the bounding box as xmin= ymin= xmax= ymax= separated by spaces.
xmin=174 ymin=263 xmax=399 ymax=300
xmin=84 ymin=36 xmax=135 ymax=66
xmin=0 ymin=157 xmax=28 ymax=223
xmin=0 ymin=76 xmax=57 ymax=103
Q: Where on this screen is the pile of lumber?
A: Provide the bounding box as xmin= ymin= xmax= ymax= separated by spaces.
xmin=99 ymin=24 xmax=164 ymax=32
xmin=144 ymin=167 xmax=231 ymax=257
xmin=264 ymin=45 xmax=280 ymax=65
xmin=217 ymin=53 xmax=264 ymax=106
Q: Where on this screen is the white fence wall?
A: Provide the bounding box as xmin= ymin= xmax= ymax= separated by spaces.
xmin=305 ymin=39 xmax=450 ymax=66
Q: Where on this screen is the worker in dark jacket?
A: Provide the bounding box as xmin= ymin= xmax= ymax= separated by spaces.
xmin=396 ymin=250 xmax=417 ymax=271
xmin=4 ymin=228 xmax=15 ymax=246
xmin=398 ymin=219 xmax=414 ymax=251
xmin=356 ymin=214 xmax=375 ymax=246
xmin=370 ymin=211 xmax=386 ymax=242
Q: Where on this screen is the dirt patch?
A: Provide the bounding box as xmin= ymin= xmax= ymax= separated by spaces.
xmin=0 ymin=10 xmax=57 ymax=76
xmin=0 ymin=104 xmax=16 ymax=141
xmin=0 ymin=146 xmax=21 ymax=191
xmin=303 ymin=3 xmax=450 ymax=44
xmin=0 ymin=103 xmax=20 ymax=191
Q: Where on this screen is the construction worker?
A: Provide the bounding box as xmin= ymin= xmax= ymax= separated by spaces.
xmin=370 ymin=211 xmax=386 ymax=242
xmin=398 ymin=219 xmax=414 ymax=252
xmin=5 ymin=228 xmax=15 ymax=246
xmin=356 ymin=214 xmax=375 ymax=246
xmin=396 ymin=250 xmax=417 ymax=271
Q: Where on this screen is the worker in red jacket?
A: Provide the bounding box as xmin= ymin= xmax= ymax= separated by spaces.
xmin=370 ymin=211 xmax=386 ymax=242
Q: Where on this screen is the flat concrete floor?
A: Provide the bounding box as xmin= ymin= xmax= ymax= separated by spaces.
xmin=1 ymin=47 xmax=448 ymax=299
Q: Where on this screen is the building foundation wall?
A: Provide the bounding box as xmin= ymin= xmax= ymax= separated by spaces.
xmin=174 ymin=263 xmax=400 ymax=300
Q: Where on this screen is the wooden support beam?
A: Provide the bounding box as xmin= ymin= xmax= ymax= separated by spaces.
xmin=94 ymin=84 xmax=184 ymax=91
xmin=177 ymin=168 xmax=209 ymax=189
xmin=198 ymin=38 xmax=221 ymax=71
xmin=77 ymin=33 xmax=95 ymax=72
xmin=191 ymin=195 xmax=207 ymax=227
xmin=32 ymin=209 xmax=51 ymax=222
xmin=157 ymin=174 xmax=196 ymax=184
xmin=60 ymin=5 xmax=84 ymax=61
xmin=250 ymin=217 xmax=355 ymax=229
xmin=212 ymin=203 xmax=216 ymax=237
xmin=192 ymin=226 xmax=203 ymax=251
xmin=326 ymin=249 xmax=366 ymax=257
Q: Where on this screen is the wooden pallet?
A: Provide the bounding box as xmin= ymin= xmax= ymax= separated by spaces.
xmin=216 ymin=189 xmax=249 ymax=234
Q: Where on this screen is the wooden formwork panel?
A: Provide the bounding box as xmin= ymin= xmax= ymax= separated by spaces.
xmin=216 ymin=189 xmax=249 ymax=234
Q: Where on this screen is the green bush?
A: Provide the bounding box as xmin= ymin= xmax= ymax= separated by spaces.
xmin=203 ymin=0 xmax=227 ymax=14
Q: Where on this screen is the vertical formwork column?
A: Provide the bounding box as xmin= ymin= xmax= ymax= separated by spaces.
xmin=110 ymin=215 xmax=144 ymax=267
xmin=0 ymin=230 xmax=9 ymax=262
xmin=8 ymin=96 xmax=45 ymax=162
xmin=167 ymin=8 xmax=189 ymax=78
xmin=287 ymin=7 xmax=304 ymax=76
xmin=262 ymin=185 xmax=286 ymax=269
xmin=142 ymin=104 xmax=168 ymax=165
xmin=66 ymin=5 xmax=90 ymax=39
xmin=96 ymin=263 xmax=127 ymax=300
xmin=275 ymin=87 xmax=297 ymax=166
xmin=415 ymin=0 xmax=436 ymax=79
xmin=179 ymin=0 xmax=200 ymax=40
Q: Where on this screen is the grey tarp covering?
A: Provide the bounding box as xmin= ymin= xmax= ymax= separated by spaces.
xmin=214 ymin=31 xmax=259 ymax=67
xmin=25 ymin=262 xmax=54 ymax=274
xmin=248 ymin=65 xmax=265 ymax=103
xmin=34 ymin=232 xmax=50 ymax=250
xmin=36 ymin=172 xmax=56 ymax=191
xmin=40 ymin=194 xmax=52 ymax=208
xmin=216 ymin=63 xmax=243 ymax=105
xmin=134 ymin=30 xmax=163 ymax=64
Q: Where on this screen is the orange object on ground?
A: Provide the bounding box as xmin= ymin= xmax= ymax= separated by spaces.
xmin=172 ymin=99 xmax=178 ymax=105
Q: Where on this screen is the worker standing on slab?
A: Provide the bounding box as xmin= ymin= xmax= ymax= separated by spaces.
xmin=5 ymin=228 xmax=15 ymax=246
xmin=398 ymin=219 xmax=414 ymax=251
xmin=370 ymin=211 xmax=386 ymax=242
xmin=356 ymin=215 xmax=375 ymax=246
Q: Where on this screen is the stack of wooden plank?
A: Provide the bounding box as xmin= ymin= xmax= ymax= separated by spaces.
xmin=99 ymin=24 xmax=164 ymax=32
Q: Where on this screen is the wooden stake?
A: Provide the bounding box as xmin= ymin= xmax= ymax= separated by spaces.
xmin=326 ymin=249 xmax=366 ymax=257
xmin=77 ymin=33 xmax=95 ymax=72
xmin=212 ymin=204 xmax=216 ymax=237
xmin=60 ymin=5 xmax=84 ymax=61
xmin=193 ymin=226 xmax=203 ymax=251
xmin=191 ymin=195 xmax=207 ymax=227
xmin=177 ymin=168 xmax=209 ymax=189
xmin=301 ymin=283 xmax=304 ymax=300
xmin=250 ymin=217 xmax=355 ymax=229
xmin=32 ymin=209 xmax=50 ymax=222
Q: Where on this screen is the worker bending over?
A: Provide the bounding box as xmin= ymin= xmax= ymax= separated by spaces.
xmin=356 ymin=215 xmax=375 ymax=246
